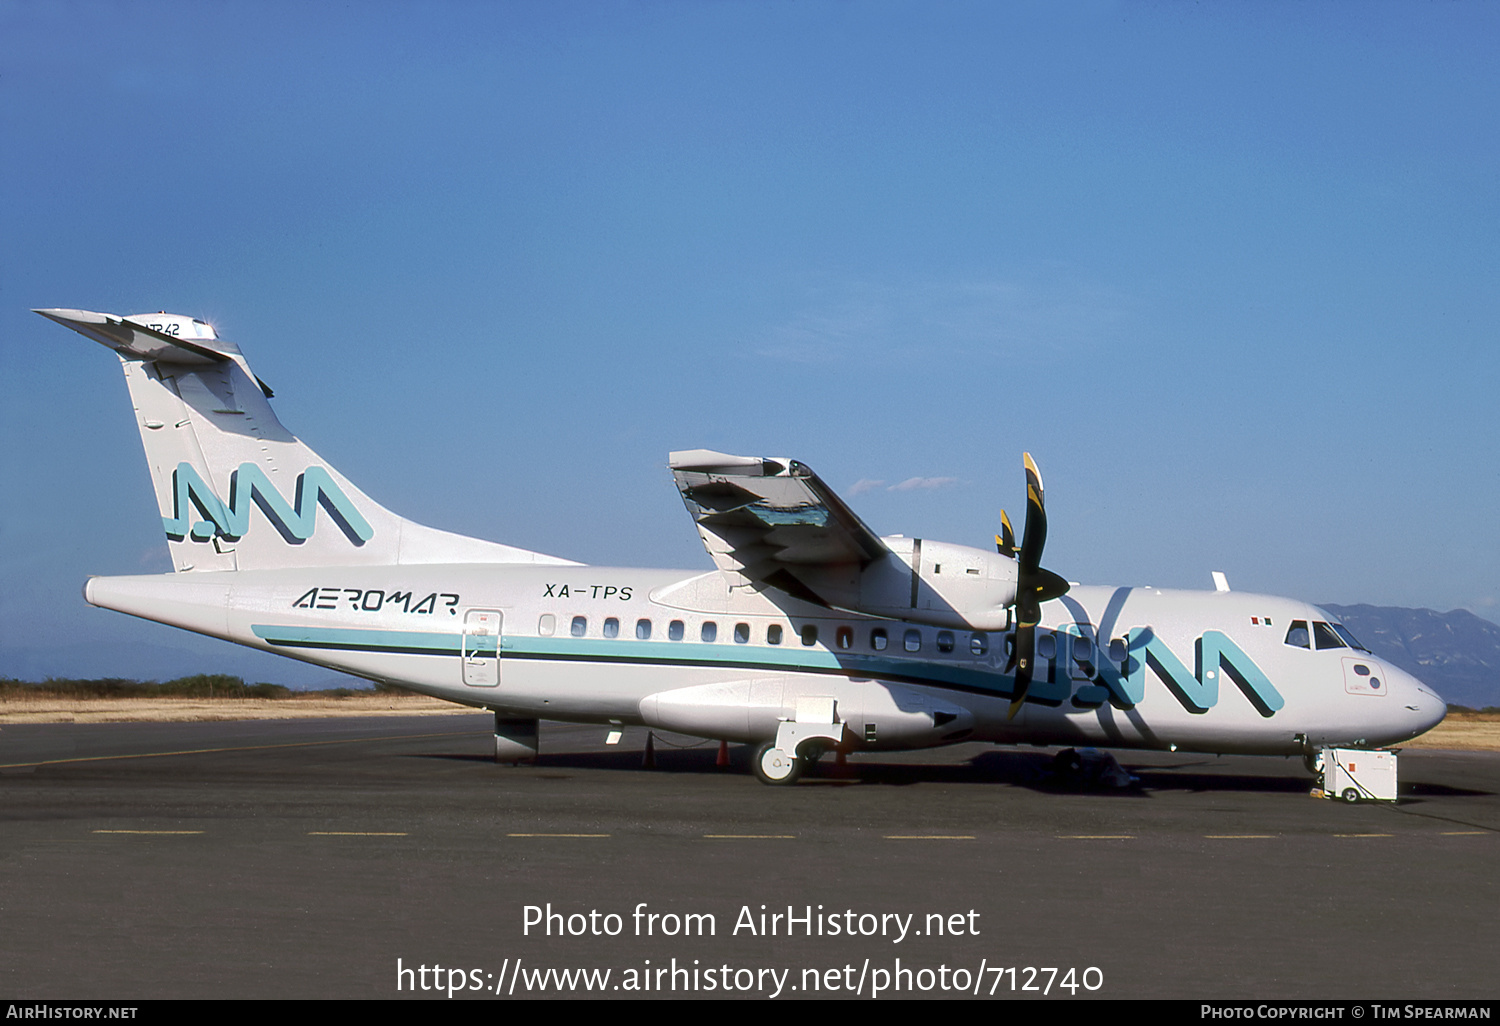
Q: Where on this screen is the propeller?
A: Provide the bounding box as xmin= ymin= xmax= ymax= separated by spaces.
xmin=1005 ymin=453 xmax=1070 ymax=719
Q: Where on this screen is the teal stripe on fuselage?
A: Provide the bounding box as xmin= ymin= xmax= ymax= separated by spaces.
xmin=249 ymin=624 xmax=1013 ymax=696
xmin=251 ymin=624 xmax=494 ymax=657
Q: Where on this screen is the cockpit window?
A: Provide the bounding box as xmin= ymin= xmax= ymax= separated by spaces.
xmin=1330 ymin=623 xmax=1370 ymax=652
xmin=1284 ymin=620 xmax=1310 ymax=649
xmin=1312 ymin=621 xmax=1346 ymax=650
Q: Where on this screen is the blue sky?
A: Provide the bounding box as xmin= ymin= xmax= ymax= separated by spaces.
xmin=3 ymin=1 xmax=1497 ymax=684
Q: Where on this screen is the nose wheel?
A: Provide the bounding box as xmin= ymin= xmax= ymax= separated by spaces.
xmin=753 ymin=742 xmax=803 ymax=785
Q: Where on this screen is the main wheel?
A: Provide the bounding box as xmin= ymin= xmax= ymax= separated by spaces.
xmin=1341 ymin=787 xmax=1360 ymax=804
xmin=753 ymin=742 xmax=803 ymax=785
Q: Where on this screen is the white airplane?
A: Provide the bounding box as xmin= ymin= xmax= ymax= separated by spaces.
xmin=37 ymin=307 xmax=1447 ymax=785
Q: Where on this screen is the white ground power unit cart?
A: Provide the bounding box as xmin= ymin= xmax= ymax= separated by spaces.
xmin=1314 ymin=748 xmax=1399 ymax=803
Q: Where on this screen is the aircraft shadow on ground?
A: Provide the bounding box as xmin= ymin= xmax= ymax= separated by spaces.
xmin=400 ymin=746 xmax=1369 ymax=796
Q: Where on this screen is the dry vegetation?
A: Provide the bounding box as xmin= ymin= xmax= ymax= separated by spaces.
xmin=0 ymin=693 xmax=472 ymax=724
xmin=0 ymin=676 xmax=471 ymax=724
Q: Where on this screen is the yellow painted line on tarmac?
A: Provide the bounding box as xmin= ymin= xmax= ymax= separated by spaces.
xmin=1334 ymin=833 xmax=1393 ymax=838
xmin=507 ymin=833 xmax=610 ymax=838
xmin=92 ymin=829 xmax=203 ymax=835
xmin=0 ymin=730 xmax=473 ymax=770
xmin=1440 ymin=831 xmax=1488 ymax=835
xmin=702 ymin=834 xmax=796 ymax=839
xmin=1058 ymin=834 xmax=1134 ymax=840
xmin=1205 ymin=834 xmax=1277 ymax=839
xmin=308 ymin=831 xmax=408 ymax=836
xmin=884 ymin=835 xmax=975 ymax=840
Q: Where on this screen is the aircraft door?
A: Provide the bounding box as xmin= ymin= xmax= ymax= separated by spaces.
xmin=462 ymin=609 xmax=502 ymax=687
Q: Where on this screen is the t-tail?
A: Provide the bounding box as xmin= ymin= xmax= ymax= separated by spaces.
xmin=37 ymin=308 xmax=578 ymax=572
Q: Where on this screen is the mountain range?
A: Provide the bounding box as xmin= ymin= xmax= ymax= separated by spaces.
xmin=1321 ymin=604 xmax=1500 ymax=709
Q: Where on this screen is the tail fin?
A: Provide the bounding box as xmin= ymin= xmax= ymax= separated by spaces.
xmin=38 ymin=308 xmax=578 ymax=573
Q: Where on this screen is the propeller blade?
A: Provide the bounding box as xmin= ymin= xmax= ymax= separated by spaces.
xmin=1007 ymin=602 xmax=1037 ymax=720
xmin=995 ymin=509 xmax=1016 ymax=557
xmin=1019 ymin=452 xmax=1047 ymax=573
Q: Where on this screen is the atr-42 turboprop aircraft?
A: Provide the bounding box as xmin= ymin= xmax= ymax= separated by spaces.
xmin=38 ymin=308 xmax=1447 ymax=785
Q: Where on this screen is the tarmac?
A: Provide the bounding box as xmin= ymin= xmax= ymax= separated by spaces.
xmin=1 ymin=714 xmax=1495 ymax=1000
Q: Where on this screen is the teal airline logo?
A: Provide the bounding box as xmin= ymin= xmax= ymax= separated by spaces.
xmin=162 ymin=462 xmax=373 ymax=545
xmin=1029 ymin=626 xmax=1285 ymax=717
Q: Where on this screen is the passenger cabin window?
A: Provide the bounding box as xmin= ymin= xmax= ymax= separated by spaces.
xmin=970 ymin=633 xmax=988 ymax=656
xmin=1312 ymin=621 xmax=1345 ymax=650
xmin=903 ymin=629 xmax=921 ymax=652
xmin=538 ymin=614 xmax=556 ymax=636
xmin=734 ymin=622 xmax=750 ymax=644
xmin=570 ymin=616 xmax=587 ymax=637
xmin=836 ymin=627 xmax=854 ymax=650
xmin=1108 ymin=638 xmax=1128 ymax=664
xmin=602 ymin=617 xmax=620 ymax=639
xmin=767 ymin=624 xmax=783 ymax=645
xmin=1284 ymin=620 xmax=1310 ymax=649
xmin=801 ymin=625 xmax=818 ymax=646
xmin=1073 ymin=636 xmax=1095 ymax=675
xmin=636 ymin=619 xmax=652 ymax=640
xmin=937 ymin=631 xmax=954 ymax=653
xmin=668 ymin=620 xmax=684 ymax=641
xmin=701 ymin=622 xmax=718 ymax=643
xmin=871 ymin=628 xmax=888 ymax=651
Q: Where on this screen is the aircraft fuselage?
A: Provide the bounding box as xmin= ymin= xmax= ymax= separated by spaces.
xmin=86 ymin=564 xmax=1445 ymax=758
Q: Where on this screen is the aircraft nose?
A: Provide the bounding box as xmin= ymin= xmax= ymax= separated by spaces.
xmin=1395 ymin=666 xmax=1447 ymax=738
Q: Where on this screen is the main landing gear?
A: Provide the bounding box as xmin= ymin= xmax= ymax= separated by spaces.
xmin=750 ymin=699 xmax=846 ymax=785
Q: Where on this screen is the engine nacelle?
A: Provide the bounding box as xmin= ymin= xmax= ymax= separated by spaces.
xmin=639 ymin=678 xmax=975 ymax=749
xmin=865 ymin=537 xmax=1018 ymax=630
xmin=799 ymin=538 xmax=1018 ymax=631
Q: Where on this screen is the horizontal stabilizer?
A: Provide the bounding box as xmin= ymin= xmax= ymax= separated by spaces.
xmin=35 ymin=308 xmax=232 ymax=365
xmin=35 ymin=308 xmax=276 ymax=398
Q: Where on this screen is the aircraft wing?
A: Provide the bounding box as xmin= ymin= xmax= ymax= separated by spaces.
xmin=669 ymin=450 xmax=889 ymax=604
